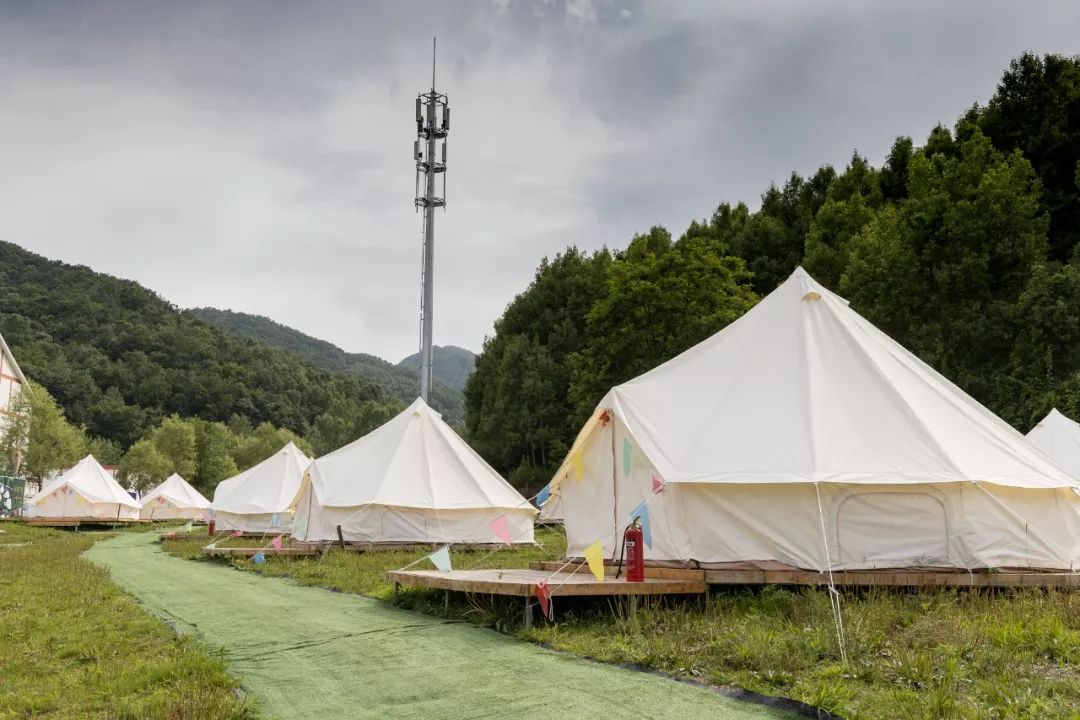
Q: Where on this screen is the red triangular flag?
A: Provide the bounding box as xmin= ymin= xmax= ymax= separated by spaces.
xmin=272 ymin=535 xmax=283 ymax=553
xmin=651 ymin=472 xmax=665 ymax=494
xmin=232 ymin=530 xmax=243 ymax=537
xmin=536 ymin=580 xmax=552 ymax=620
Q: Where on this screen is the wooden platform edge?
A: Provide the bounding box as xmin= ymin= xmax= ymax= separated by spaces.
xmin=387 ymin=569 xmax=706 ymax=597
xmin=202 ymin=542 xmax=320 ymax=558
xmin=25 ymin=517 xmax=151 ymax=526
xmin=530 ymin=560 xmax=705 ymax=581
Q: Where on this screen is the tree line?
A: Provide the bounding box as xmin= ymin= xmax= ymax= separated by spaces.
xmin=465 ymin=52 xmax=1080 ymax=489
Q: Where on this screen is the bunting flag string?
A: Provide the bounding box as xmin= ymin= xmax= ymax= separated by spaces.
xmin=571 ymin=452 xmax=584 ymax=482
xmin=535 ymin=484 xmax=551 ymax=508
xmin=629 ymin=501 xmax=652 ymax=548
xmin=271 ymin=535 xmax=283 ymax=553
xmin=536 ymin=580 xmax=552 ymax=620
xmin=429 ymin=546 xmax=452 ymax=572
xmin=583 ymin=540 xmax=605 ymax=582
xmin=489 ymin=514 xmax=511 ymax=544
xmin=651 ymin=472 xmax=665 ymax=494
xmin=252 ymin=551 xmax=266 ymax=565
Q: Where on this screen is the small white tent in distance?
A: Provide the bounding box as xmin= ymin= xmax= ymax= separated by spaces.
xmin=1026 ymin=408 xmax=1080 ymax=479
xmin=211 ymin=442 xmax=311 ymax=533
xmin=292 ymin=398 xmax=535 ymax=545
xmin=27 ymin=455 xmax=140 ymax=521
xmin=140 ymin=473 xmax=210 ymax=521
xmin=553 ymin=267 xmax=1080 ymax=572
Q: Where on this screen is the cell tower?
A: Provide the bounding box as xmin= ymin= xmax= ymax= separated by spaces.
xmin=414 ymin=37 xmax=448 ymax=403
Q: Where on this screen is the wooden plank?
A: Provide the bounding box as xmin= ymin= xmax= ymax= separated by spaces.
xmin=529 ymin=560 xmax=705 ymax=581
xmin=387 ymin=568 xmax=705 ymax=597
xmin=202 ymin=542 xmax=319 ymax=558
xmin=25 ymin=517 xmax=150 ymax=526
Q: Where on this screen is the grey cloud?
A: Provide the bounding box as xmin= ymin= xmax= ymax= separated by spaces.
xmin=1 ymin=0 xmax=1079 ymax=361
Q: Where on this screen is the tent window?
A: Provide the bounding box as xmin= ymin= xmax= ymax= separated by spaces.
xmin=836 ymin=491 xmax=949 ymax=568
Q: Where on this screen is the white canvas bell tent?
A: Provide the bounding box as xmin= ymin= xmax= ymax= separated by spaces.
xmin=140 ymin=473 xmax=210 ymax=521
xmin=292 ymin=398 xmax=535 ymax=545
xmin=553 ymin=267 xmax=1080 ymax=572
xmin=211 ymin=442 xmax=311 ymax=533
xmin=537 ymin=487 xmax=564 ymax=524
xmin=1026 ymin=409 xmax=1080 ymax=480
xmin=27 ymin=455 xmax=140 ymax=520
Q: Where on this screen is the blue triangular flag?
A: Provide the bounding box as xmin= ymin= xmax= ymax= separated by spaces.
xmin=536 ymin=484 xmax=551 ymax=508
xmin=429 ymin=546 xmax=452 ymax=572
xmin=630 ymin=501 xmax=652 ymax=549
xmin=252 ymin=551 xmax=266 ymax=565
xmin=270 ymin=513 xmax=280 ymax=527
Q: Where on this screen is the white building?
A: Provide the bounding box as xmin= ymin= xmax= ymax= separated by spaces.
xmin=0 ymin=331 xmax=27 ymax=474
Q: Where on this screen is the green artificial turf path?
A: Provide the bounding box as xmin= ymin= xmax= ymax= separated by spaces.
xmin=85 ymin=532 xmax=797 ymax=720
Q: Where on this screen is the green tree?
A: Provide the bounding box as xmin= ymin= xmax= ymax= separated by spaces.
xmin=232 ymin=422 xmax=313 ymax=470
xmin=841 ymin=129 xmax=1047 ymax=420
xmin=0 ymin=380 xmax=87 ymax=480
xmin=86 ymin=436 xmax=123 ymax=464
xmin=117 ymin=438 xmax=171 ymax=493
xmin=191 ymin=419 xmax=238 ymax=493
xmin=976 ymin=52 xmax=1080 ymax=262
xmin=151 ymin=415 xmax=197 ymax=479
xmin=569 ymin=230 xmax=758 ymax=417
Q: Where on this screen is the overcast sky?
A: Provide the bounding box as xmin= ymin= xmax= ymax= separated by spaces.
xmin=1 ymin=1 xmax=1078 ymax=361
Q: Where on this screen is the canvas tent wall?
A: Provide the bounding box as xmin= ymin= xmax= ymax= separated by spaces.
xmin=211 ymin=442 xmax=311 ymax=533
xmin=537 ymin=488 xmax=563 ymax=524
xmin=553 ymin=267 xmax=1080 ymax=572
xmin=1026 ymin=409 xmax=1080 ymax=479
xmin=27 ymin=455 xmax=140 ymax=520
xmin=141 ymin=473 xmax=210 ymax=520
xmin=292 ymin=398 xmax=535 ymax=545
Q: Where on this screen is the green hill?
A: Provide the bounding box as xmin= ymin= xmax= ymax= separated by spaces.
xmin=0 ymin=241 xmax=388 ymax=447
xmin=397 ymin=345 xmax=476 ymax=392
xmin=186 ymin=309 xmax=469 ymax=424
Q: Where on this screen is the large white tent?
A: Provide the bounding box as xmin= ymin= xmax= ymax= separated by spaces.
xmin=211 ymin=442 xmax=311 ymax=533
xmin=1027 ymin=409 xmax=1080 ymax=479
xmin=553 ymin=267 xmax=1080 ymax=572
xmin=140 ymin=473 xmax=210 ymax=521
xmin=292 ymin=398 xmax=535 ymax=545
xmin=27 ymin=455 xmax=140 ymax=520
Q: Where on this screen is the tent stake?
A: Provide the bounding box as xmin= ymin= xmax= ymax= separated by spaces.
xmin=336 ymin=525 xmax=346 ymax=551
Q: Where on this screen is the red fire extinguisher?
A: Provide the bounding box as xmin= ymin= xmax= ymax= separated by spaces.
xmin=620 ymin=519 xmax=645 ymax=582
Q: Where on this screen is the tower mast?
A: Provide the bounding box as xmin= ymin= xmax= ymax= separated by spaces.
xmin=414 ymin=37 xmax=448 ymax=403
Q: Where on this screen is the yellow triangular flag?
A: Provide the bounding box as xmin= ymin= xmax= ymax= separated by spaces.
xmin=584 ymin=540 xmax=605 ymax=582
xmin=572 ymin=452 xmax=584 ymax=482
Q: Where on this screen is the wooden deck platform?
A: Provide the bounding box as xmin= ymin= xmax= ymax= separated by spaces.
xmin=202 ymin=541 xmax=321 ymax=558
xmin=25 ymin=517 xmax=151 ymax=527
xmin=387 ymin=567 xmax=706 ymax=598
xmin=535 ymin=560 xmax=1080 ymax=588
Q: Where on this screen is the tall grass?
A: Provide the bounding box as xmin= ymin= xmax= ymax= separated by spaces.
xmin=0 ymin=521 xmax=257 ymax=719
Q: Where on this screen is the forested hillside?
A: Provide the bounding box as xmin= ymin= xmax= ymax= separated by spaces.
xmin=187 ymin=308 xmax=469 ymax=424
xmin=0 ymin=241 xmax=394 ymax=449
xmin=397 ymin=345 xmax=476 ymax=391
xmin=467 ymin=52 xmax=1080 ymax=488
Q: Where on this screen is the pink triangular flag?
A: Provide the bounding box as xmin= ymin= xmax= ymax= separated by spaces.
xmin=271 ymin=535 xmax=283 ymax=553
xmin=489 ymin=514 xmax=511 ymax=544
xmin=651 ymin=472 xmax=665 ymax=494
xmin=536 ymin=580 xmax=552 ymax=620
xmin=232 ymin=530 xmax=243 ymax=537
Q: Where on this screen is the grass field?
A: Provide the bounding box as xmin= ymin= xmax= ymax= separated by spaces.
xmin=163 ymin=527 xmax=1080 ymax=719
xmin=0 ymin=521 xmax=257 ymax=719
